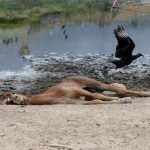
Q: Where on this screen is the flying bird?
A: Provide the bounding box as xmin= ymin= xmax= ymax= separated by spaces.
xmin=111 ymin=26 xmax=143 ymax=68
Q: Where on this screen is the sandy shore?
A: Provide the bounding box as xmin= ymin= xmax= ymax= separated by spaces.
xmin=0 ymin=55 xmax=150 ymax=150
xmin=0 ymin=97 xmax=150 ymax=150
xmin=0 ymin=55 xmax=150 ymax=97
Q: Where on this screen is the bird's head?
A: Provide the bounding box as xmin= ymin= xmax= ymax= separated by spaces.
xmin=137 ymin=53 xmax=144 ymax=57
xmin=132 ymin=53 xmax=144 ymax=60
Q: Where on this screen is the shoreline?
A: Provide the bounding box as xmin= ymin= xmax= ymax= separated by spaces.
xmin=0 ymin=54 xmax=150 ymax=149
xmin=0 ymin=54 xmax=150 ymax=99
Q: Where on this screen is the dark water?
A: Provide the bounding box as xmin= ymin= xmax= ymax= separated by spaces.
xmin=0 ymin=13 xmax=150 ymax=71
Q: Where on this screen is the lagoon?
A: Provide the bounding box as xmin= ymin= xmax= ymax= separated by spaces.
xmin=0 ymin=7 xmax=150 ymax=71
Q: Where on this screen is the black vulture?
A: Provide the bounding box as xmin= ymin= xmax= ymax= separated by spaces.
xmin=111 ymin=26 xmax=143 ymax=68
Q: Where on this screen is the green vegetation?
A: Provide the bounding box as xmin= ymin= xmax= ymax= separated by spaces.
xmin=0 ymin=0 xmax=110 ymax=28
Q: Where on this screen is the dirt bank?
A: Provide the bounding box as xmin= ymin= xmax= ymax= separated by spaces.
xmin=0 ymin=54 xmax=150 ymax=150
xmin=0 ymin=97 xmax=150 ymax=150
xmin=0 ymin=54 xmax=150 ymax=100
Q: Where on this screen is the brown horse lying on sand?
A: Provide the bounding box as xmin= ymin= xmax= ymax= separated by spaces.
xmin=3 ymin=76 xmax=150 ymax=105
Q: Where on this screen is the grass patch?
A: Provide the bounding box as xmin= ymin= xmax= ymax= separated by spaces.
xmin=0 ymin=0 xmax=150 ymax=28
xmin=0 ymin=0 xmax=110 ymax=28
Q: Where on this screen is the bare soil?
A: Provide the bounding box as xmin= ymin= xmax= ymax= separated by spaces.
xmin=0 ymin=55 xmax=150 ymax=150
xmin=0 ymin=97 xmax=150 ymax=150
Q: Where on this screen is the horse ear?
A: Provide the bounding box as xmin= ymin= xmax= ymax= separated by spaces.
xmin=3 ymin=92 xmax=12 ymax=97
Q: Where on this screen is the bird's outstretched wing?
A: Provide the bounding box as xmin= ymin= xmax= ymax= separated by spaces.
xmin=114 ymin=26 xmax=135 ymax=58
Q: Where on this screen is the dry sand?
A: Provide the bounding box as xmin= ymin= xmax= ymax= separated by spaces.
xmin=0 ymin=97 xmax=150 ymax=150
xmin=0 ymin=55 xmax=150 ymax=150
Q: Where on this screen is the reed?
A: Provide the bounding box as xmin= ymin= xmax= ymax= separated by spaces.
xmin=0 ymin=0 xmax=110 ymax=27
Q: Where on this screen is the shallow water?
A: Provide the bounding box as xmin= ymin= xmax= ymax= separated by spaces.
xmin=0 ymin=11 xmax=150 ymax=71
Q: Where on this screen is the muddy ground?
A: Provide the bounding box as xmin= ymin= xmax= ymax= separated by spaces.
xmin=0 ymin=55 xmax=150 ymax=150
xmin=0 ymin=54 xmax=150 ymax=98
